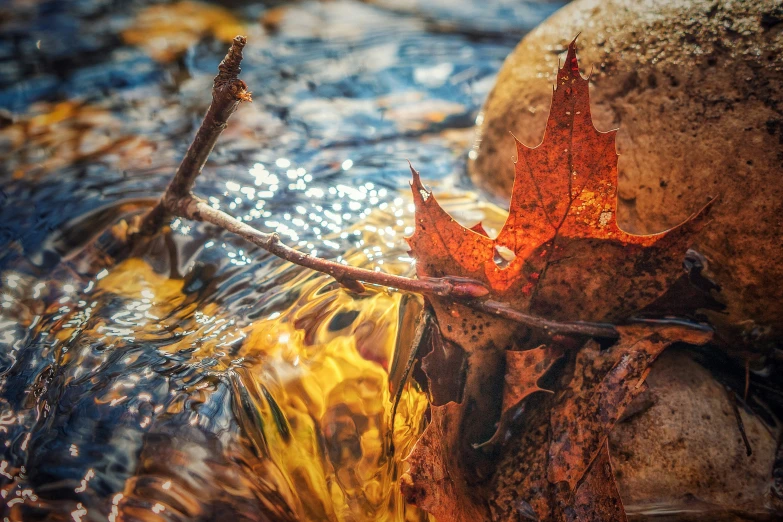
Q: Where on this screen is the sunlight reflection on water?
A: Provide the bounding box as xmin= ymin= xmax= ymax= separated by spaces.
xmin=0 ymin=178 xmax=507 ymax=520
xmin=0 ymin=0 xmax=559 ymax=519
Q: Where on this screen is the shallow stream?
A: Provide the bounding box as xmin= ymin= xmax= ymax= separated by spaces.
xmin=0 ymin=1 xmax=562 ymax=520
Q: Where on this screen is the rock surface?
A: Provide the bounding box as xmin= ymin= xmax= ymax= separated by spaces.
xmin=611 ymin=351 xmax=780 ymax=520
xmin=493 ymin=350 xmax=782 ymax=521
xmin=468 ymin=0 xmax=783 ymax=345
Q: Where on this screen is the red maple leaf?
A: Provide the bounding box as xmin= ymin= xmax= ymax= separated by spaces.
xmin=407 ymin=40 xmax=712 ymax=325
xmin=401 ymin=39 xmax=714 ymax=522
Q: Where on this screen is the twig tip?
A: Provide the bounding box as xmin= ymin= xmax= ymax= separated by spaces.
xmin=216 ymin=35 xmax=247 ymax=89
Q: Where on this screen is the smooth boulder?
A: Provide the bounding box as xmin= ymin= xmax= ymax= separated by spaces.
xmin=468 ymin=0 xmax=783 ymax=345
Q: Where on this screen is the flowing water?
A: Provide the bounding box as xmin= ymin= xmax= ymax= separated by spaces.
xmin=0 ymin=1 xmax=562 ymax=520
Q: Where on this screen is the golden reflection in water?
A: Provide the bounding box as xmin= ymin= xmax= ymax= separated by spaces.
xmin=0 ymin=185 xmax=507 ymax=521
xmin=75 ymin=259 xmax=431 ymax=520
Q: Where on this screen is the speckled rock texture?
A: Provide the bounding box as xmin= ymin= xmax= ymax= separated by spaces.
xmin=611 ymin=351 xmax=780 ymax=520
xmin=492 ymin=351 xmax=782 ymax=521
xmin=468 ymin=0 xmax=783 ymax=346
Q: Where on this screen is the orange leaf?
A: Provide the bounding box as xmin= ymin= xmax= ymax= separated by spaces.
xmin=502 ymin=345 xmax=560 ymax=413
xmin=407 ymin=39 xmax=713 ymax=323
xmin=492 ymin=323 xmax=710 ymax=522
xmin=481 ymin=344 xmax=561 ymax=447
xmin=405 ymin=39 xmax=715 ymax=522
xmin=548 ymin=323 xmax=712 ymax=490
xmin=400 ymin=402 xmax=490 ymax=522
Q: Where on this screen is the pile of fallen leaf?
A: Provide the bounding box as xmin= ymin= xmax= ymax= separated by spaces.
xmin=400 ymin=41 xmax=715 ymax=521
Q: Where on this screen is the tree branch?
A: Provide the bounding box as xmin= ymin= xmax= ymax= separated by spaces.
xmin=177 ymin=195 xmax=619 ymax=338
xmin=180 ymin=195 xmax=492 ymax=299
xmin=137 ymin=35 xmax=252 ymax=237
xmin=134 ymin=35 xmax=620 ymax=340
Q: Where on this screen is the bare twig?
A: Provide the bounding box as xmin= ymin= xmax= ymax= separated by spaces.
xmin=181 ymin=195 xmax=620 ymax=338
xmin=137 ymin=35 xmax=252 ymax=237
xmin=181 ymin=196 xmax=490 ymax=299
xmin=134 ymin=35 xmax=621 ymax=340
xmin=479 ymin=300 xmax=619 ymax=338
xmin=744 ymin=358 xmax=750 ymax=402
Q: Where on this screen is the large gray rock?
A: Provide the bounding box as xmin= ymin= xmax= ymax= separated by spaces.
xmin=468 ymin=0 xmax=783 ymax=346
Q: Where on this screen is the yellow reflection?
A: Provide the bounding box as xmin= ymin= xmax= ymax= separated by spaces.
xmin=232 ymin=277 xmax=428 ymax=521
xmin=23 ymin=185 xmax=506 ymax=521
xmin=45 ymin=256 xmax=428 ymax=520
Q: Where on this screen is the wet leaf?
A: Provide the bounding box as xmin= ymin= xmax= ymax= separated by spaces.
xmin=548 ymin=323 xmax=712 ymax=490
xmin=480 ymin=344 xmax=562 ymax=446
xmin=404 ymin=39 xmax=714 ymax=521
xmin=404 ymin=40 xmax=711 ymax=469
xmin=571 ymin=443 xmax=626 ymax=522
xmin=503 ymin=345 xmax=560 ymax=415
xmin=400 ymin=402 xmax=490 ymax=522
xmin=408 ymin=39 xmax=712 ymax=325
xmin=492 ymin=324 xmax=711 ymax=522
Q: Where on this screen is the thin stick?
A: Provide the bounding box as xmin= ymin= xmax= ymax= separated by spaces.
xmin=480 ymin=300 xmax=619 ymax=338
xmin=137 ymin=36 xmax=252 ymax=237
xmin=727 ymin=386 xmax=753 ymax=457
xmin=133 ymin=35 xmax=621 ymax=340
xmin=182 ymin=195 xmax=619 ymax=338
xmin=186 ymin=197 xmax=485 ymax=298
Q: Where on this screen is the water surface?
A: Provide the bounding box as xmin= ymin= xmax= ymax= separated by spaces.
xmin=0 ymin=1 xmax=560 ymax=520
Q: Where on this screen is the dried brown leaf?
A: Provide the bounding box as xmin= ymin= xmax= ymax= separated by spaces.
xmin=400 ymin=402 xmax=491 ymax=522
xmin=548 ymin=323 xmax=712 ymax=490
xmin=571 ymin=443 xmax=627 ymax=522
xmin=405 ymin=39 xmax=714 ymax=522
